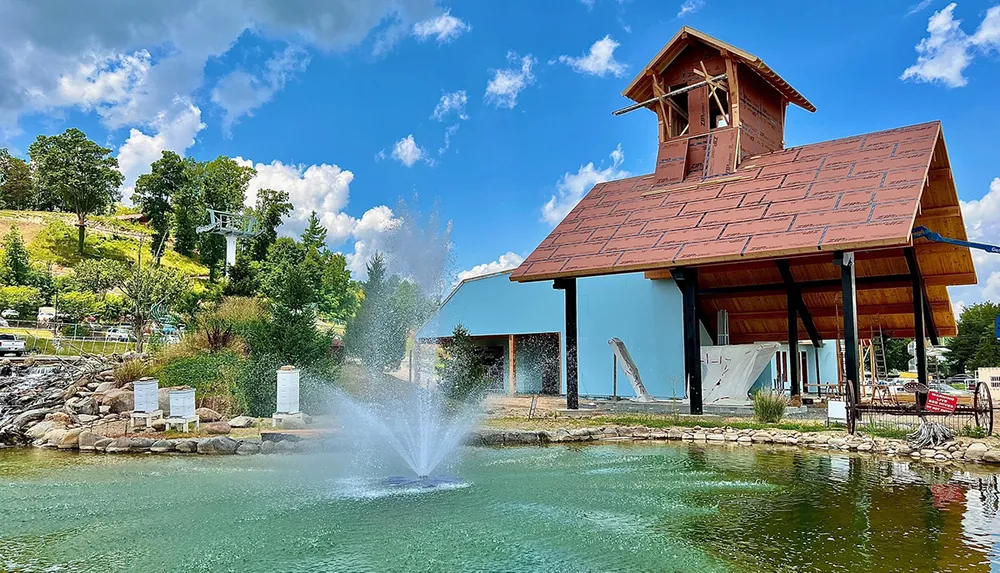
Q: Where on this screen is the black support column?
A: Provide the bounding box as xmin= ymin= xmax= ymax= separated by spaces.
xmin=787 ymin=293 xmax=800 ymax=399
xmin=905 ymin=247 xmax=929 ymax=397
xmin=836 ymin=252 xmax=860 ymax=408
xmin=553 ymin=278 xmax=578 ymax=410
xmin=675 ymin=267 xmax=703 ymax=415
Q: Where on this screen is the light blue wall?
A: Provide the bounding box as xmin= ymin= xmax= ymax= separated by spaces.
xmin=751 ymin=341 xmax=840 ymax=393
xmin=419 ymin=271 xmax=690 ymax=398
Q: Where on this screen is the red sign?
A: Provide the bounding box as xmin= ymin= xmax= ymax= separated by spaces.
xmin=925 ymin=391 xmax=959 ymax=413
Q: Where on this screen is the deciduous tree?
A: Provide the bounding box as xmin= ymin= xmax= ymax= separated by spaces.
xmin=198 ymin=156 xmax=255 ymax=281
xmin=0 ymin=226 xmax=31 ymax=286
xmin=134 ymin=151 xmax=188 ymax=260
xmin=251 ymin=188 xmax=292 ymax=260
xmin=0 ymin=149 xmax=34 ymax=210
xmin=947 ymin=301 xmax=1000 ymax=373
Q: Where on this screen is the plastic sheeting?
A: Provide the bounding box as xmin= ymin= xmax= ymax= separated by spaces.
xmin=608 ymin=338 xmax=654 ymax=402
xmin=701 ymin=343 xmax=780 ymax=405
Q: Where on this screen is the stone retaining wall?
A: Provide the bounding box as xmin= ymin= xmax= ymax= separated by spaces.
xmin=468 ymin=426 xmax=1000 ymax=465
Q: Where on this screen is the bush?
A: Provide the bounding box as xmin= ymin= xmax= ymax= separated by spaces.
xmin=0 ymin=285 xmax=42 ymax=318
xmin=59 ymin=324 xmax=94 ymax=338
xmin=57 ymin=291 xmax=99 ymax=322
xmin=751 ymin=389 xmax=788 ymax=424
xmin=233 ymin=353 xmax=283 ymax=417
xmin=99 ymin=294 xmax=129 ymax=323
xmin=114 ymin=359 xmax=150 ymax=385
xmin=960 ymin=424 xmax=988 ymax=439
xmin=154 ymin=350 xmax=243 ymax=394
xmin=439 ymin=324 xmax=489 ymax=402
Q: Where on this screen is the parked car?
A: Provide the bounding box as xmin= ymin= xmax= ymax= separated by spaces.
xmin=105 ymin=327 xmax=134 ymax=342
xmin=0 ymin=333 xmax=26 ymax=356
xmin=36 ymin=309 xmax=55 ymax=324
xmin=947 ymin=373 xmax=976 ymax=391
xmin=1 ymin=308 xmax=19 ymax=319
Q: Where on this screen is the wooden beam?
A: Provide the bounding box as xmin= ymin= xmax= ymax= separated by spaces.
xmin=724 ymin=57 xmax=740 ymax=127
xmin=700 ymin=274 xmax=914 ymax=298
xmin=777 ymin=260 xmax=823 ymax=348
xmin=915 ymin=205 xmax=962 ymax=220
xmin=905 ymin=247 xmax=939 ymax=346
xmin=727 ymin=301 xmax=953 ymax=321
xmin=612 ymin=73 xmax=728 ymax=116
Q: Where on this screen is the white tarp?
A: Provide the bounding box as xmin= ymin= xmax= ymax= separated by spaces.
xmin=608 ymin=338 xmax=654 ymax=402
xmin=701 ymin=343 xmax=780 ymax=405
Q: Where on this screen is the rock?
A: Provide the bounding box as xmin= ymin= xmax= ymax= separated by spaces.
xmin=751 ymin=432 xmax=773 ymax=443
xmin=43 ymin=429 xmax=67 ymax=446
xmin=707 ymin=433 xmax=725 ymax=442
xmin=827 ymin=438 xmax=846 ymax=448
xmin=12 ymin=408 xmax=54 ymax=430
xmin=260 ymin=441 xmax=276 ymax=454
xmin=101 ymin=389 xmax=134 ymax=414
xmin=158 ymin=388 xmax=173 ymax=415
xmin=982 ymin=449 xmax=1000 ymax=464
xmin=78 ymin=431 xmax=104 ymax=451
xmin=964 ymin=442 xmax=988 ymax=461
xmin=44 ymin=411 xmax=73 ymax=426
xmin=67 ymin=396 xmax=98 ymax=416
xmin=94 ymin=438 xmax=113 ymax=452
xmin=857 ymin=442 xmax=873 ymax=452
xmin=151 ymin=440 xmax=175 ymax=453
xmin=229 ymin=416 xmax=257 ymax=429
xmin=197 ymin=436 xmax=239 ymax=455
xmin=236 ymin=442 xmax=260 ymax=455
xmin=99 ymin=405 xmax=111 ymax=415
xmin=921 ymin=449 xmax=937 ymax=458
xmin=77 ymin=414 xmax=99 ymax=424
xmin=105 ymin=437 xmax=154 ymax=454
xmin=175 ymin=440 xmax=198 ymax=453
xmin=56 ymin=428 xmax=83 ymax=450
xmin=737 ymin=436 xmax=752 ymax=443
xmin=94 ymin=381 xmax=117 ymax=393
xmin=275 ymin=440 xmax=297 ymax=453
xmin=693 ymin=432 xmax=707 ymax=441
xmin=667 ymin=429 xmax=683 ymax=440
xmin=26 ymin=421 xmax=60 ymax=440
xmin=279 ymin=417 xmax=306 ymax=430
xmin=196 ymin=408 xmax=222 ymax=423
xmin=205 ymin=421 xmax=232 ymax=435
xmin=151 ymin=419 xmax=167 ymax=431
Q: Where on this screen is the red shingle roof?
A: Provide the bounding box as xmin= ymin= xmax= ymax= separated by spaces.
xmin=511 ymin=121 xmax=942 ymax=282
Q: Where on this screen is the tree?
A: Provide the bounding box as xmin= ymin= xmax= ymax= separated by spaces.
xmin=439 ymin=324 xmax=488 ymax=402
xmin=28 ymin=128 xmax=123 ymax=254
xmin=134 ymin=151 xmax=188 ymax=260
xmin=251 ymin=188 xmax=292 ymax=261
xmin=300 ymin=211 xmax=327 ymax=251
xmin=883 ymin=336 xmax=911 ymax=373
xmin=345 ymin=252 xmax=408 ymax=372
xmin=318 ymin=252 xmax=360 ymax=322
xmin=0 ymin=226 xmax=31 ymax=286
xmin=0 ymin=285 xmax=43 ymax=318
xmin=0 ymin=149 xmax=34 ymax=210
xmin=172 ymin=158 xmax=203 ymax=257
xmin=947 ymin=302 xmax=1000 ymax=373
xmin=116 ymin=248 xmax=189 ymax=352
xmin=72 ymin=259 xmax=126 ymax=297
xmin=198 ymin=156 xmax=255 ymax=281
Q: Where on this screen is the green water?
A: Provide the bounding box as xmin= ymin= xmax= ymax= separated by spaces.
xmin=1 ymin=443 xmax=998 ymax=573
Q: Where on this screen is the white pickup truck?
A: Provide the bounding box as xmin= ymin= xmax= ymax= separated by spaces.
xmin=0 ymin=333 xmax=26 ymax=356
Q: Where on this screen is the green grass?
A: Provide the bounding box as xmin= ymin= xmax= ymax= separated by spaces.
xmin=858 ymin=422 xmax=910 ymax=440
xmin=24 ymin=337 xmax=136 ymax=355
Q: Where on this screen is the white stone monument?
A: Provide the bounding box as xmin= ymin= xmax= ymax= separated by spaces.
xmin=164 ymin=388 xmax=200 ymax=432
xmin=130 ymin=378 xmax=163 ymax=429
xmin=273 ymin=365 xmax=304 ymax=427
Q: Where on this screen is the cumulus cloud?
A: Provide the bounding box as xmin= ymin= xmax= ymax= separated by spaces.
xmin=0 ymin=0 xmax=445 ymax=135
xmin=950 ymin=177 xmax=1000 ymax=305
xmin=412 ymin=10 xmax=470 ymax=43
xmin=211 ymin=45 xmax=310 ymax=135
xmin=431 ymin=90 xmax=468 ymax=121
xmin=542 ymin=144 xmax=628 ymax=226
xmin=901 ymin=3 xmax=1000 ymax=87
xmin=344 ymin=205 xmax=400 ymax=278
xmin=117 ymin=101 xmax=206 ymax=203
xmin=677 ymin=0 xmax=705 ymax=18
xmin=556 ymin=35 xmax=627 ymax=77
xmin=485 ymin=52 xmax=536 ymax=109
xmin=456 ymin=252 xmax=524 ymax=283
xmin=391 ymin=134 xmax=427 ymax=167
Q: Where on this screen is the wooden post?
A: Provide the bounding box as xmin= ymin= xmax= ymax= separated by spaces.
xmin=836 ymin=252 xmax=860 ymax=410
xmin=554 ymin=278 xmax=579 ymax=410
xmin=508 ymin=334 xmax=517 ymax=396
xmin=676 ymin=267 xmax=703 ymax=415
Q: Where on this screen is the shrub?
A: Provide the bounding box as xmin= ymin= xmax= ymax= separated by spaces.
xmin=59 ymin=324 xmax=94 ymax=338
xmin=154 ymin=350 xmax=243 ymax=394
xmin=114 ymin=359 xmax=150 ymax=385
xmin=960 ymin=424 xmax=988 ymax=439
xmin=233 ymin=353 xmax=283 ymax=417
xmin=0 ymin=285 xmax=42 ymax=318
xmin=751 ymin=389 xmax=788 ymax=424
xmin=439 ymin=324 xmax=489 ymax=402
xmin=57 ymin=291 xmax=99 ymax=322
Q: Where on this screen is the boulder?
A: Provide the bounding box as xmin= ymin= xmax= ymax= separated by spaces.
xmin=228 ymin=416 xmax=257 ymax=429
xmin=964 ymin=442 xmax=989 ymax=461
xmin=275 ymin=440 xmax=297 ymax=453
xmin=197 ymin=436 xmax=239 ymax=455
xmin=236 ymin=442 xmax=260 ymax=455
xmin=44 ymin=411 xmax=73 ymax=426
xmin=196 ymin=408 xmax=222 ymax=423
xmin=105 ymin=437 xmax=154 ymax=454
xmin=260 ymin=441 xmax=276 ymax=454
xmin=751 ymin=432 xmax=773 ymax=443
xmin=56 ymin=428 xmax=83 ymax=450
xmin=175 ymin=440 xmax=198 ymax=453
xmin=77 ymin=414 xmax=99 ymax=424
xmin=150 ymin=419 xmax=167 ymax=431
xmin=78 ymin=431 xmax=105 ymax=452
xmin=982 ymin=449 xmax=1000 ymax=464
xmin=151 ymin=440 xmax=175 ymax=453
xmin=158 ymin=388 xmax=172 ymax=414
xmin=205 ymin=421 xmax=232 ymax=435
xmin=94 ymin=381 xmax=117 ymax=393
xmin=101 ymin=389 xmax=134 ymax=414
xmin=98 ymin=405 xmax=112 ymax=415
xmin=279 ymin=417 xmax=306 ymax=430
xmin=44 ymin=429 xmax=68 ymax=446
xmin=94 ymin=438 xmax=114 ymax=452
xmin=26 ymin=421 xmax=61 ymax=440
xmin=67 ymin=396 xmax=98 ymax=416
xmin=12 ymin=408 xmax=54 ymax=430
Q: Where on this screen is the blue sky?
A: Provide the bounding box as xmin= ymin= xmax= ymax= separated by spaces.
xmin=1 ymin=0 xmax=999 ymax=306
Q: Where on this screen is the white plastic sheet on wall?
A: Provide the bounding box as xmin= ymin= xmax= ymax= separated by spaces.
xmin=701 ymin=343 xmax=780 ymax=405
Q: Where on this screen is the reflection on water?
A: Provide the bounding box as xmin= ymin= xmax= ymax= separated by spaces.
xmin=0 ymin=444 xmax=999 ymax=572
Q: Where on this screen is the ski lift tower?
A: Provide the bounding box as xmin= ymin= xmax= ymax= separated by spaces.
xmin=196 ymin=209 xmax=260 ymax=275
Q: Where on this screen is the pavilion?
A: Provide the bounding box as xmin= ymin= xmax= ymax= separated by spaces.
xmin=510 ymin=27 xmax=975 ymax=413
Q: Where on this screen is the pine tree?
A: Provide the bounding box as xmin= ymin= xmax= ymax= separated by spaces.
xmin=0 ymin=226 xmax=32 ymax=286
xmin=300 ymin=211 xmax=327 ymax=251
xmin=345 ymin=252 xmax=407 ymax=372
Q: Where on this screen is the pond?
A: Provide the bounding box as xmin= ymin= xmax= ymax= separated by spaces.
xmin=0 ymin=443 xmax=998 ymax=572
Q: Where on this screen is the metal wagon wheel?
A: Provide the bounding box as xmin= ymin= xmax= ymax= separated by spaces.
xmin=974 ymin=382 xmax=994 ymax=436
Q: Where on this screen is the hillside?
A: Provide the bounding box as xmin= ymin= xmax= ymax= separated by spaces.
xmin=0 ymin=210 xmax=208 ymax=278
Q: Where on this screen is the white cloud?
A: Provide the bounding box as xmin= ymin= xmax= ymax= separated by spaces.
xmin=557 ymin=35 xmax=627 ymax=77
xmin=485 ymin=52 xmax=536 ymax=109
xmin=949 ymin=177 xmax=1000 ymax=305
xmin=907 ymin=0 xmax=935 ymax=17
xmin=677 ymin=0 xmax=705 ymax=18
xmin=542 ymin=144 xmax=628 ymax=226
xmin=56 ymin=50 xmax=151 ymax=110
xmin=412 ymin=10 xmax=471 ymax=44
xmin=456 ymin=252 xmax=524 ymax=283
xmin=391 ymin=134 xmax=426 ymax=167
xmin=117 ymin=101 xmax=206 ymax=203
xmin=431 ymin=90 xmax=468 ymax=121
xmin=211 ymin=45 xmax=310 ymax=135
xmin=901 ymin=3 xmax=1000 ymax=88
xmin=344 ymin=205 xmax=400 ymax=277
xmin=439 ymin=123 xmax=460 ymax=155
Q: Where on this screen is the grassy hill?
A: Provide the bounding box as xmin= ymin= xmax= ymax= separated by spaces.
xmin=0 ymin=210 xmax=208 ymax=278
